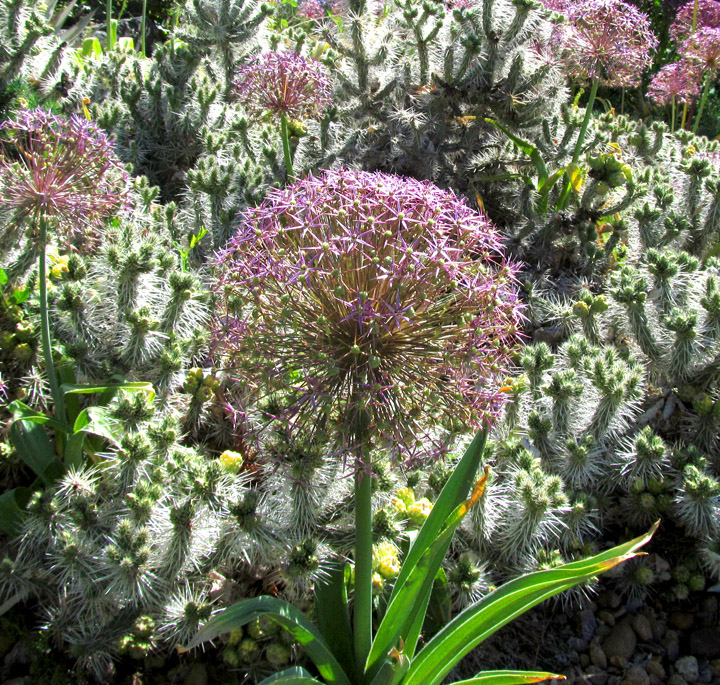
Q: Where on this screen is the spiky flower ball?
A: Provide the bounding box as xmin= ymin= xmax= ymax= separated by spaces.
xmin=671 ymin=0 xmax=720 ymax=41
xmin=214 ymin=169 xmax=522 ymax=464
xmin=0 ymin=108 xmax=128 ymax=248
xmin=551 ymin=0 xmax=657 ymax=87
xmin=648 ymin=61 xmax=701 ymax=106
xmin=234 ymin=52 xmax=333 ymax=121
xmin=682 ymin=26 xmax=720 ymax=74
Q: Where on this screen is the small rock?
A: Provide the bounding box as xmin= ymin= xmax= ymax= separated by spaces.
xmin=697 ymin=664 xmax=712 ymax=684
xmin=648 ymin=676 xmax=664 ymax=685
xmin=701 ymin=597 xmax=717 ymax=616
xmin=599 ymin=610 xmax=617 ymax=627
xmin=599 ymin=591 xmax=622 ymax=610
xmin=675 ymin=656 xmax=699 ymax=683
xmin=603 ymin=621 xmax=637 ymax=662
xmin=608 ymin=677 xmax=623 ymax=685
xmin=710 ymin=659 xmax=720 ymax=677
xmin=585 ymin=667 xmax=609 ymax=685
xmin=645 ymin=658 xmax=666 ymax=681
xmin=663 ymin=630 xmax=681 ymax=662
xmin=576 ymin=609 xmax=598 ymax=642
xmin=534 ymin=325 xmax=565 ymax=344
xmin=667 ymin=676 xmax=688 ymax=685
xmin=632 ymin=614 xmax=653 ymax=642
xmin=689 ymin=628 xmax=720 ymax=659
xmin=670 ymin=612 xmax=695 ymax=631
xmin=610 ymin=656 xmax=629 ymax=669
xmin=184 ymin=663 xmax=208 ymax=685
xmin=590 ymin=643 xmax=608 ymax=670
xmin=622 ymin=665 xmax=650 ymax=685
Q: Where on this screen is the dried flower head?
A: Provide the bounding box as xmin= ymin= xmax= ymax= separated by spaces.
xmin=234 ymin=52 xmax=333 ymax=121
xmin=551 ymin=0 xmax=658 ymax=87
xmin=214 ymin=169 xmax=522 ymax=465
xmin=648 ymin=59 xmax=702 ymax=105
xmin=0 ymin=108 xmax=128 ymax=248
xmin=682 ymin=26 xmax=720 ymax=74
xmin=671 ymin=0 xmax=720 ymax=42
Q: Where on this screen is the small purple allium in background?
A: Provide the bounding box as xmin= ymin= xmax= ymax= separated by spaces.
xmin=671 ymin=0 xmax=720 ymax=41
xmin=214 ymin=168 xmax=523 ymax=467
xmin=0 ymin=108 xmax=129 ymax=249
xmin=648 ymin=60 xmax=701 ymax=105
xmin=234 ymin=52 xmax=333 ymax=121
xmin=682 ymin=26 xmax=720 ymax=74
xmin=551 ymin=0 xmax=657 ymax=88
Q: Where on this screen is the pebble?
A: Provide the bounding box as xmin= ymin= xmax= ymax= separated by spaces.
xmin=622 ymin=665 xmax=650 ymax=685
xmin=689 ymin=628 xmax=720 ymax=659
xmin=598 ymin=591 xmax=622 ymax=610
xmin=585 ymin=666 xmax=609 ymax=685
xmin=632 ymin=614 xmax=653 ymax=642
xmin=645 ymin=658 xmax=666 ymax=681
xmin=670 ymin=612 xmax=695 ymax=631
xmin=598 ymin=610 xmax=617 ymax=627
xmin=603 ymin=620 xmax=637 ymax=662
xmin=576 ymin=609 xmax=598 ymax=642
xmin=710 ymin=659 xmax=720 ymax=677
xmin=667 ymin=675 xmax=688 ymax=685
xmin=185 ymin=663 xmax=208 ymax=685
xmin=590 ymin=642 xmax=608 ymax=669
xmin=663 ymin=629 xmax=681 ymax=661
xmin=675 ymin=656 xmax=699 ymax=683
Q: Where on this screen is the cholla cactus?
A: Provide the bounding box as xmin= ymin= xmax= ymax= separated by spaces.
xmin=213 ymin=168 xmax=522 ymax=461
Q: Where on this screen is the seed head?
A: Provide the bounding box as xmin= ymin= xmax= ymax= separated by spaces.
xmin=671 ymin=0 xmax=720 ymax=41
xmin=234 ymin=52 xmax=333 ymax=121
xmin=214 ymin=168 xmax=522 ymax=466
xmin=648 ymin=60 xmax=702 ymax=106
xmin=551 ymin=0 xmax=657 ymax=87
xmin=0 ymin=108 xmax=129 ymax=249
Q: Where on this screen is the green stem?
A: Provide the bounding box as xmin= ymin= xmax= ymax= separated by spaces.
xmin=693 ymin=72 xmax=711 ymax=134
xmin=106 ymin=0 xmax=114 ymax=50
xmin=671 ymin=96 xmax=676 ymax=135
xmin=140 ymin=0 xmax=147 ymax=57
xmin=38 ymin=220 xmax=65 ymax=425
xmin=280 ymin=114 xmax=294 ymax=178
xmin=353 ymin=444 xmax=373 ymax=673
xmin=556 ymin=77 xmax=600 ymax=211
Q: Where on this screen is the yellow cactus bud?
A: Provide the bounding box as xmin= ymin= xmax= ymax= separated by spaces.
xmin=219 ymin=450 xmax=244 ymax=474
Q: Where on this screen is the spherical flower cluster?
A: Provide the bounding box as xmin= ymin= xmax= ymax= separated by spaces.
xmin=214 ymin=169 xmax=522 ymax=464
xmin=0 ymin=108 xmax=128 ymax=248
xmin=234 ymin=52 xmax=333 ymax=121
xmin=648 ymin=60 xmax=701 ymax=105
xmin=551 ymin=0 xmax=658 ymax=87
xmin=297 ymin=0 xmax=326 ymax=19
xmin=671 ymin=0 xmax=720 ymax=41
xmin=682 ymin=26 xmax=720 ymax=75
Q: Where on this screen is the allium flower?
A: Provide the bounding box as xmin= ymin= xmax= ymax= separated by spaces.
xmin=682 ymin=26 xmax=720 ymax=74
xmin=234 ymin=52 xmax=333 ymax=121
xmin=551 ymin=0 xmax=658 ymax=87
xmin=671 ymin=0 xmax=720 ymax=42
xmin=297 ymin=0 xmax=326 ymax=19
xmin=648 ymin=60 xmax=702 ymax=105
xmin=214 ymin=168 xmax=522 ymax=466
xmin=0 ymin=108 xmax=128 ymax=248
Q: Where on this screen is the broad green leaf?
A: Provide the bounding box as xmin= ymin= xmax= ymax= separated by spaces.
xmin=485 ymin=119 xmax=548 ymax=183
xmin=369 ymin=654 xmax=410 ymax=685
xmin=181 ymin=596 xmax=351 ymax=685
xmin=451 ymin=670 xmax=566 ymax=684
xmin=0 ymin=487 xmax=31 ymax=536
xmin=258 ymin=667 xmax=322 ymax=684
xmin=57 ymin=365 xmax=80 ymax=426
xmin=424 ymin=567 xmax=451 ymax=634
xmin=9 ymin=288 xmax=29 ymax=305
xmin=7 ymin=400 xmax=70 ymax=434
xmin=62 ymin=382 xmax=154 ymax=401
xmin=404 ymin=524 xmax=658 ymax=685
xmin=367 ymin=432 xmax=487 ymax=675
xmin=9 ymin=420 xmax=64 ymax=485
xmin=314 ymin=563 xmax=357 ymax=679
xmin=0 ymin=269 xmax=7 ymax=285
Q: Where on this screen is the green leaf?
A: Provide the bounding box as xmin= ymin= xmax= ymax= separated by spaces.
xmin=0 ymin=269 xmax=7 ymax=285
xmin=9 ymin=288 xmax=29 ymax=305
xmin=314 ymin=563 xmax=357 ymax=679
xmin=62 ymin=382 xmax=154 ymax=401
xmin=0 ymin=487 xmax=31 ymax=536
xmin=451 ymin=670 xmax=566 ymax=684
xmin=7 ymin=400 xmax=70 ymax=434
xmin=404 ymin=524 xmax=658 ymax=685
xmin=424 ymin=567 xmax=451 ymax=634
xmin=258 ymin=667 xmax=323 ymax=684
xmin=80 ymin=36 xmax=102 ymax=58
xmin=367 ymin=431 xmax=487 ymax=675
xmin=485 ymin=119 xmax=548 ymax=184
xmin=181 ymin=596 xmax=351 ymax=685
xmin=9 ymin=420 xmax=64 ymax=485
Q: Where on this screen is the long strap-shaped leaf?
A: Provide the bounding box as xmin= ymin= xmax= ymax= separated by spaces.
xmin=404 ymin=523 xmax=658 ymax=685
xmin=451 ymin=670 xmax=566 ymax=684
xmin=366 ymin=431 xmax=487 ymax=675
xmin=181 ymin=596 xmax=351 ymax=685
xmin=258 ymin=666 xmax=324 ymax=684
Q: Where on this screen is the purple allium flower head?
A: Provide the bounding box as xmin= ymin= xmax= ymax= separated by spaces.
xmin=682 ymin=26 xmax=720 ymax=74
xmin=551 ymin=0 xmax=658 ymax=87
xmin=671 ymin=0 xmax=720 ymax=41
xmin=234 ymin=52 xmax=333 ymax=121
xmin=214 ymin=169 xmax=523 ymax=465
xmin=297 ymin=0 xmax=326 ymax=19
xmin=647 ymin=59 xmax=702 ymax=105
xmin=0 ymin=108 xmax=129 ymax=249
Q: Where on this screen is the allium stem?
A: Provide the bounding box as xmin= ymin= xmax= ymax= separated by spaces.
xmin=354 ymin=446 xmax=373 ymax=672
xmin=106 ymin=0 xmax=114 ymax=51
xmin=672 ymin=95 xmax=676 ymax=134
xmin=557 ymin=77 xmax=600 ymax=210
xmin=280 ymin=114 xmax=294 ymax=178
xmin=38 ymin=219 xmax=66 ymax=426
xmin=141 ymin=0 xmax=147 ymax=57
xmin=693 ymin=71 xmax=711 ymax=133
